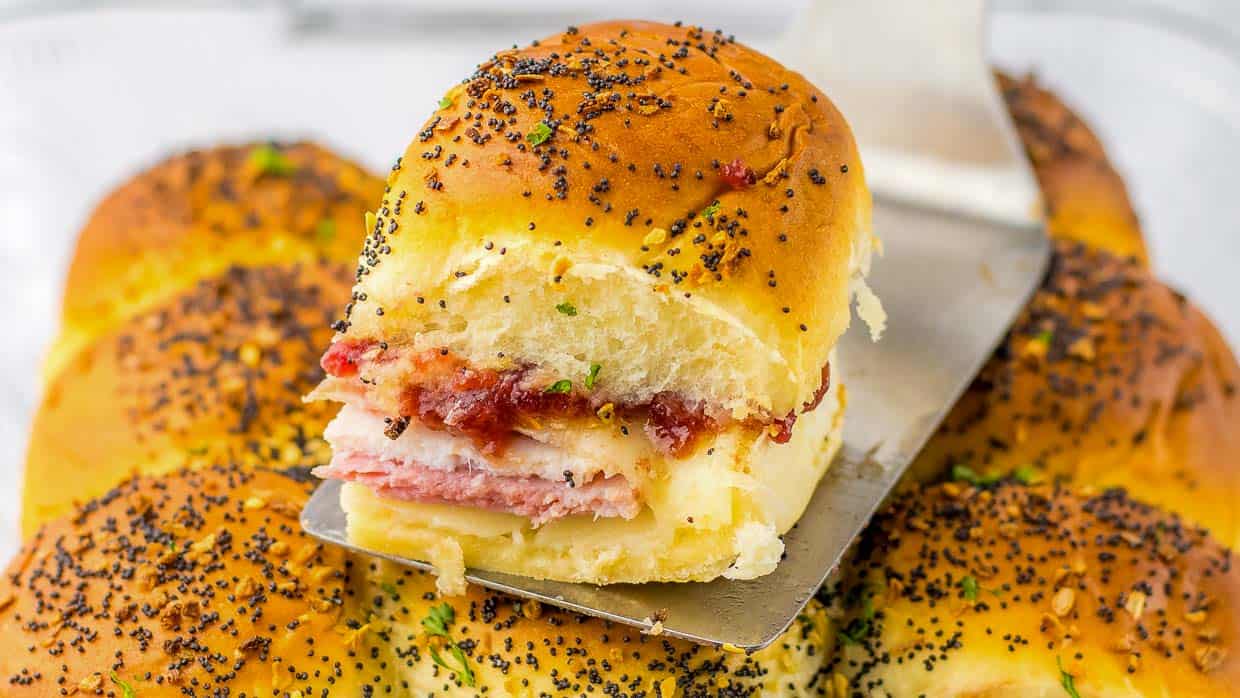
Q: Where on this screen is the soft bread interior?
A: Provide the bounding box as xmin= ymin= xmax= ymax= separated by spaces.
xmin=351 ymin=234 xmax=870 ymax=419
xmin=340 ymin=373 xmax=845 ymax=584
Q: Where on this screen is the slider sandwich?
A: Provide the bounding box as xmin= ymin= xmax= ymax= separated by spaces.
xmin=310 ymin=20 xmax=880 ymax=586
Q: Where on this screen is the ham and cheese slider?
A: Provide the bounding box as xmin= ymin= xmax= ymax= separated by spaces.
xmin=309 ymin=20 xmax=878 ymax=585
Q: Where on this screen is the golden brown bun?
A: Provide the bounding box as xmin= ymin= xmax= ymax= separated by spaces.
xmin=9 ymin=466 xmax=833 ymax=696
xmin=999 ymin=72 xmax=1148 ymax=264
xmin=48 ymin=142 xmax=381 ymax=381
xmin=23 ymin=261 xmax=352 ymax=535
xmin=359 ymin=558 xmax=833 ymax=696
xmin=338 ymin=20 xmax=874 ymax=418
xmin=914 ymin=241 xmax=1240 ymax=548
xmin=0 ymin=465 xmax=366 ymax=697
xmin=826 ymin=481 xmax=1239 ymax=697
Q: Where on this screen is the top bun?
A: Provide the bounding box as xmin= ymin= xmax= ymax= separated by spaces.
xmin=336 ymin=20 xmax=874 ymax=418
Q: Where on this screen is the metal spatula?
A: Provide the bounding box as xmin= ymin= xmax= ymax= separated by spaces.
xmin=302 ymin=0 xmax=1049 ymax=650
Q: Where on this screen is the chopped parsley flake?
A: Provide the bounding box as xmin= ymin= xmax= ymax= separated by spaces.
xmin=421 ymin=603 xmax=475 ymax=686
xmin=961 ymin=575 xmax=979 ymax=601
xmin=1057 ymin=657 xmax=1081 ymax=698
xmin=585 ymin=363 xmax=601 ymax=390
xmin=439 ymin=95 xmax=453 ymax=109
xmin=950 ymin=464 xmax=1001 ymax=486
xmin=555 ymin=301 xmax=578 ymax=316
xmin=247 ymin=144 xmax=296 ymax=176
xmin=953 ymin=464 xmax=1040 ymax=486
xmin=1012 ymin=464 xmax=1040 ymax=484
xmin=526 ymin=121 xmax=553 ymax=146
xmin=421 ymin=602 xmax=454 ymax=638
xmin=700 ymin=200 xmax=721 ymax=219
xmin=836 ymin=618 xmax=869 ymax=646
xmin=380 ymin=581 xmax=398 ymax=596
xmin=544 ymin=379 xmax=572 ymax=394
xmin=430 ymin=643 xmax=476 ymax=687
xmin=837 ymin=586 xmax=875 ymax=646
xmin=110 ymin=671 xmax=137 ymax=698
xmin=1036 ymin=330 xmax=1054 ymax=344
xmin=315 ymin=218 xmax=336 ymax=243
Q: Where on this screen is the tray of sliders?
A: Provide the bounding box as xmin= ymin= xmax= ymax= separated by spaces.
xmin=4 ymin=3 xmax=1240 ymax=697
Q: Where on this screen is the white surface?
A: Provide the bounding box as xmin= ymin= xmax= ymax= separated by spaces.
xmin=2 ymin=4 xmax=1239 ymax=562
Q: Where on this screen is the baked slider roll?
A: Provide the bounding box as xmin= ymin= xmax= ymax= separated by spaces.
xmin=3 ymin=466 xmax=836 ymax=697
xmin=1 ymin=465 xmax=366 ymax=697
xmin=824 ymin=481 xmax=1240 ymax=697
xmin=26 ymin=140 xmax=379 ymax=533
xmin=358 ymin=560 xmax=833 ymax=696
xmin=23 ymin=261 xmax=352 ymax=535
xmin=46 ymin=142 xmax=379 ymax=382
xmin=913 ymin=241 xmax=1240 ymax=549
xmin=311 ymin=21 xmax=877 ymax=584
xmin=914 ymin=76 xmax=1240 ymax=546
xmin=998 ymin=72 xmax=1148 ymax=265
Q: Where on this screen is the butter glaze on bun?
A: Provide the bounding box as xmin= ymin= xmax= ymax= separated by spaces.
xmin=4 ymin=465 xmax=835 ymax=697
xmin=3 ymin=466 xmax=362 ymax=697
xmin=825 ymin=481 xmax=1240 ymax=697
xmin=914 ymin=241 xmax=1240 ymax=549
xmin=999 ymin=72 xmax=1147 ymax=265
xmin=311 ymin=19 xmax=873 ymax=585
xmin=23 ymin=261 xmax=352 ymax=535
xmin=48 ymin=142 xmax=379 ymax=382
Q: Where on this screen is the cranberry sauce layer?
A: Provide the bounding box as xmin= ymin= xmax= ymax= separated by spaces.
xmin=320 ymin=340 xmax=829 ymax=457
xmin=768 ymin=363 xmax=833 ymax=444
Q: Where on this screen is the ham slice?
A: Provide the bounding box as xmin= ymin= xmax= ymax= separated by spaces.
xmin=315 ymin=451 xmax=640 ymax=526
xmin=317 ymin=404 xmax=643 ymax=525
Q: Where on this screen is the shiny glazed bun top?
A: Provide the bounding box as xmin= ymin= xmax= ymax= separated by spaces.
xmin=23 ymin=261 xmax=353 ymax=535
xmin=1 ymin=466 xmax=361 ymax=697
xmin=51 ymin=142 xmax=379 ymax=381
xmin=337 ymin=20 xmax=875 ymax=419
xmin=827 ymin=481 xmax=1240 ymax=697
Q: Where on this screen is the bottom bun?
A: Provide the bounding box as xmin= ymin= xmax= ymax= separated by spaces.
xmin=341 ymin=377 xmax=846 ymax=585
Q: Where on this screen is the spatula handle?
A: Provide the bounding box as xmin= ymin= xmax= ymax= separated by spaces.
xmin=779 ymin=0 xmax=1042 ymax=226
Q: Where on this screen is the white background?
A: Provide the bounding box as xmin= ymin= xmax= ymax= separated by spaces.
xmin=2 ymin=1 xmax=1239 ymax=559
